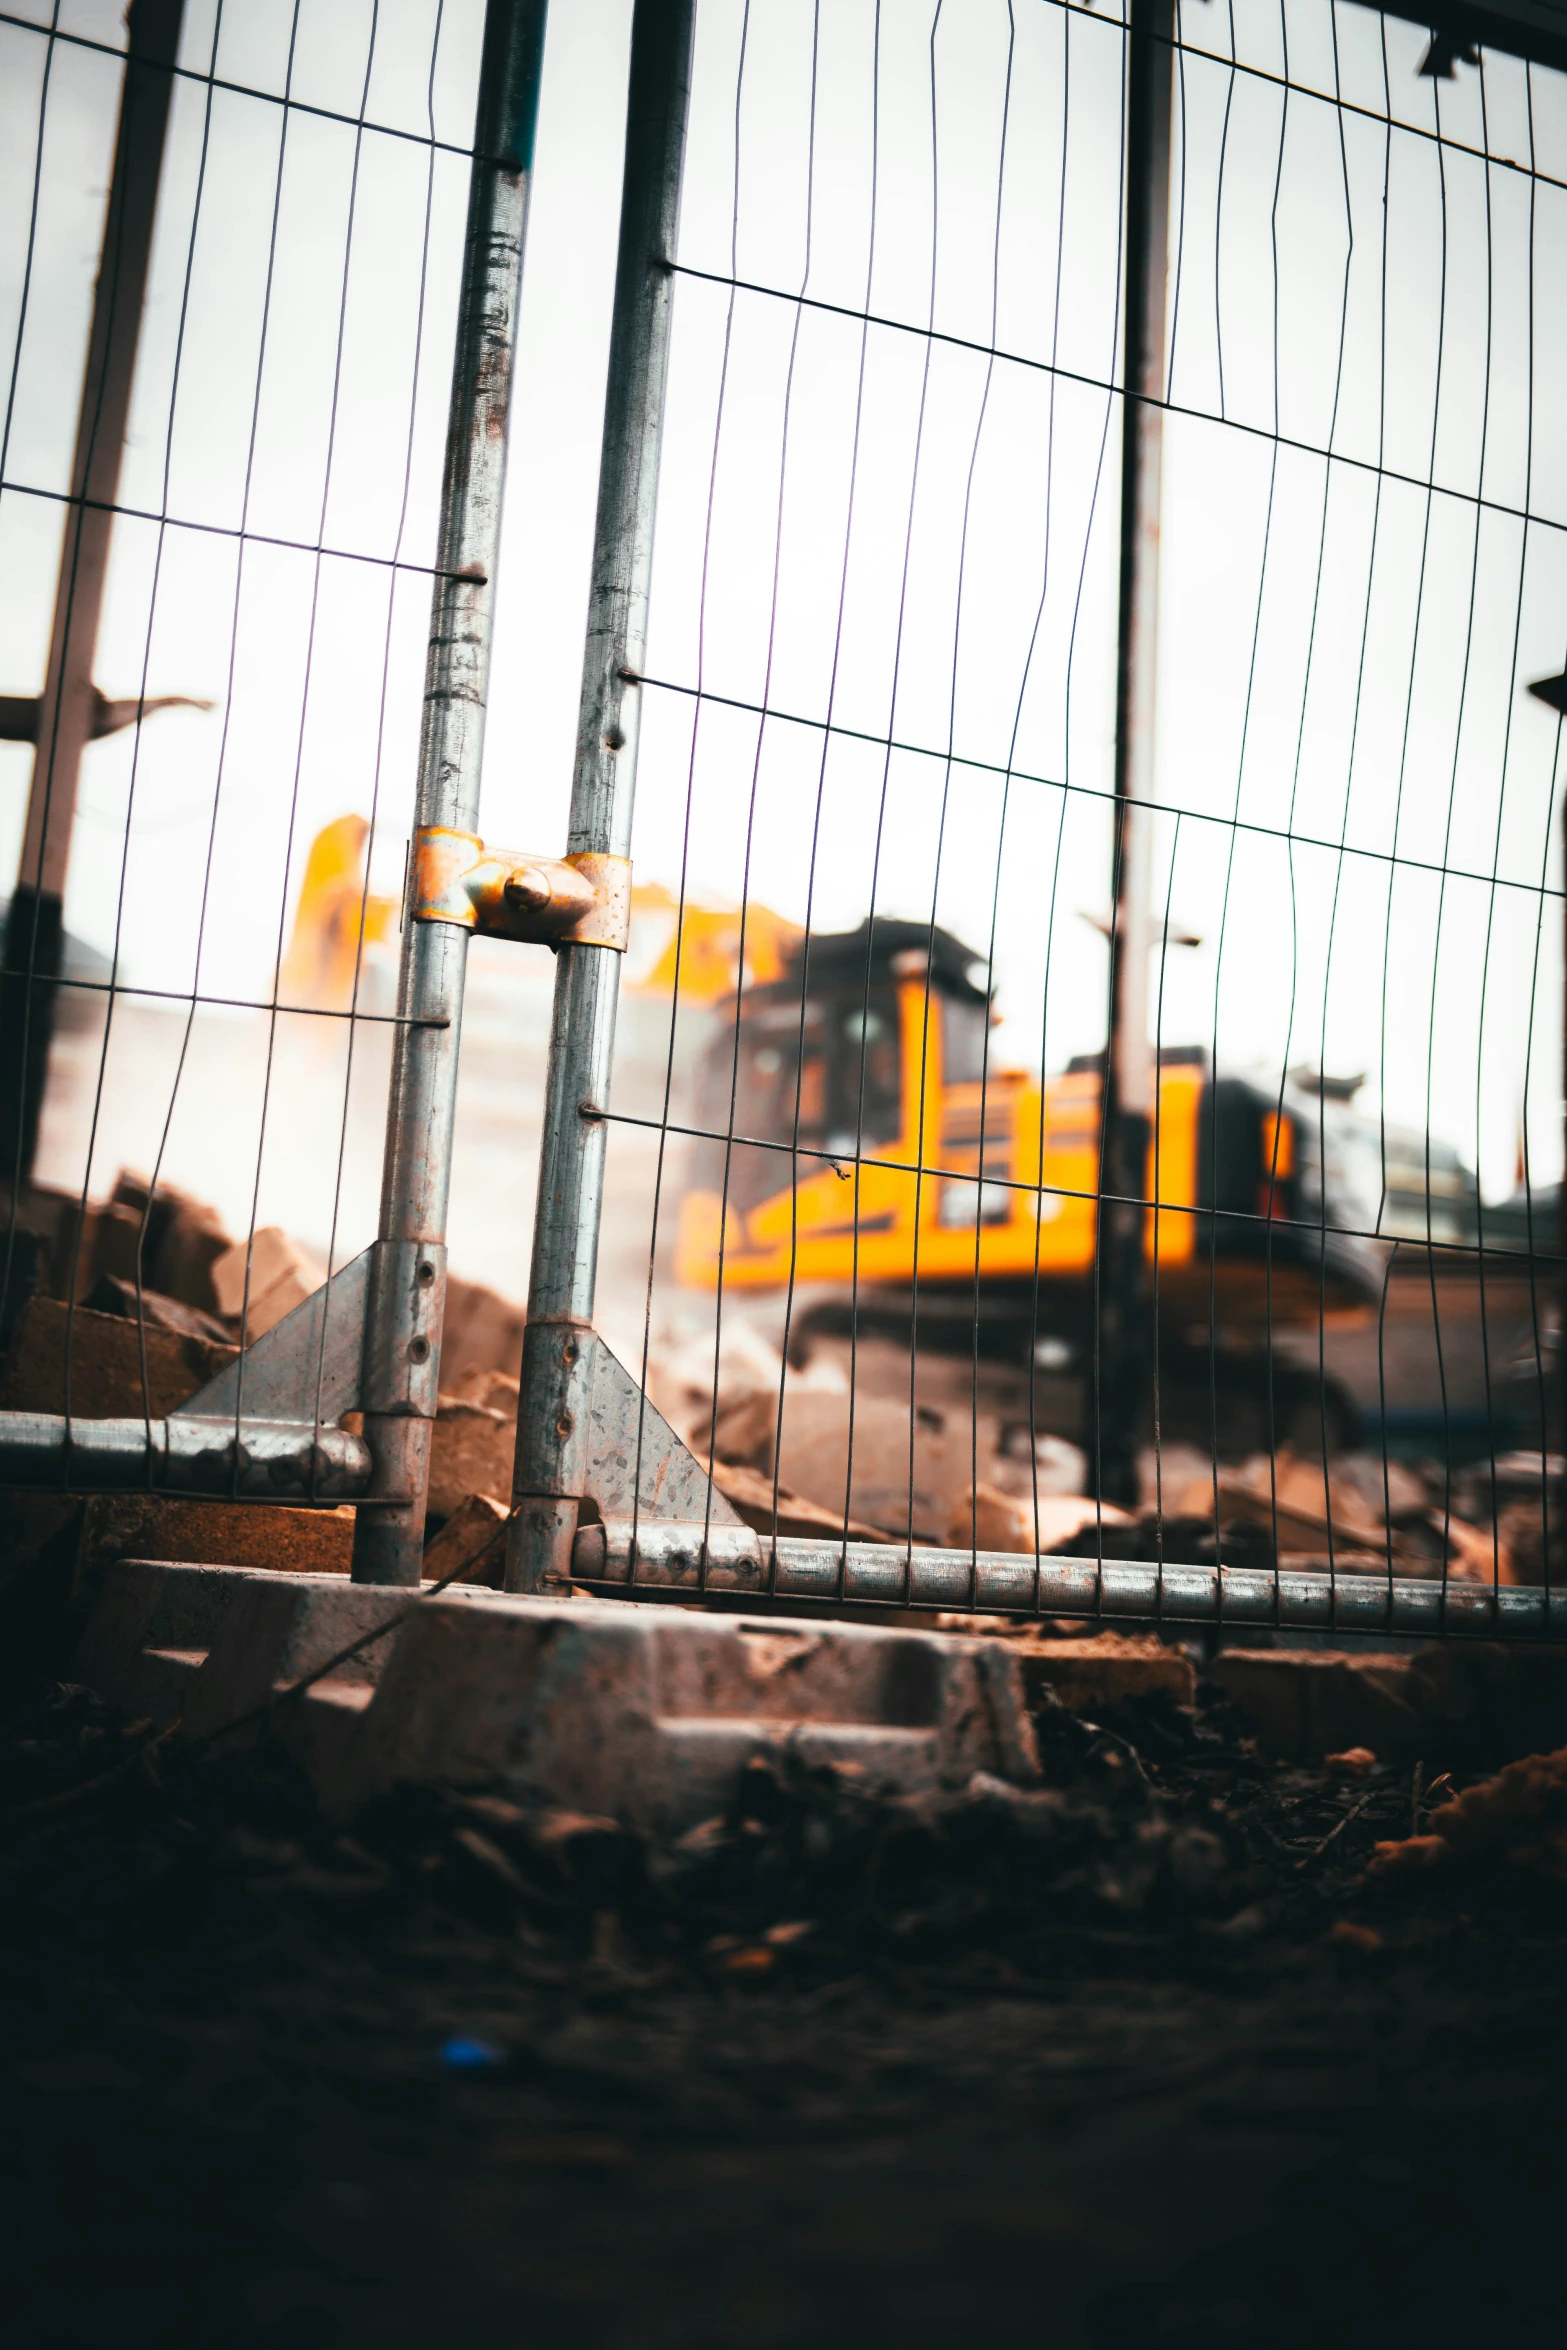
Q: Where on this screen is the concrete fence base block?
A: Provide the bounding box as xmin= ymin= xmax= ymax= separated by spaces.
xmin=76 ymin=1560 xmax=1047 ymax=1829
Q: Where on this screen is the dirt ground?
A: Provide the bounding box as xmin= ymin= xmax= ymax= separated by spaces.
xmin=4 ymin=1659 xmax=1565 ymax=2350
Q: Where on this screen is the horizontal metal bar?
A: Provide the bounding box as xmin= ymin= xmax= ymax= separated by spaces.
xmin=577 ymin=1521 xmax=1567 ymax=1642
xmin=0 ymin=1412 xmax=371 ymax=1501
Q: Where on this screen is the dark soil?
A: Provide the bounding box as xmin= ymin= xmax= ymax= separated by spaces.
xmin=2 ymin=1672 xmax=1563 ymax=2349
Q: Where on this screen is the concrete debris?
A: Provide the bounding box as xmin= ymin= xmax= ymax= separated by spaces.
xmin=959 ymin=1484 xmax=1135 ymax=1556
xmin=1005 ymin=1631 xmax=1196 ymax=1713
xmin=1212 ymin=1639 xmax=1567 ymax=1765
xmin=0 ymin=1295 xmax=235 ymax=1418
xmin=1173 ymin=1450 xmax=1399 ymax=1557
xmin=709 ymin=1385 xmax=984 ymax=1546
xmin=420 ymin=1376 xmax=522 ymax=1525
xmin=706 ymin=1458 xmax=887 ymax=1543
xmin=429 ymin=1395 xmax=515 ymax=1523
xmin=1392 ymin=1640 xmax=1567 ymax=1765
xmin=440 ymin=1276 xmax=526 ymax=1394
xmin=1454 ymin=1448 xmax=1565 ymax=1520
xmin=1159 ymin=1444 xmax=1512 ymax=1580
xmin=989 ymin=1428 xmax=1087 ymax=1499
xmin=1496 ymin=1497 xmax=1564 ymax=1586
xmin=448 ymin=1365 xmax=520 ymax=1412
xmin=14 ymin=1163 xmax=527 ymax=1390
xmin=648 ymin=1316 xmax=846 ymax=1449
xmin=89 ymin=1168 xmax=233 ymax=1314
xmin=422 ymin=1492 xmax=510 ymax=1586
xmin=927 ymin=1619 xmax=1198 ymax=1713
xmin=210 ymin=1226 xmax=327 ymax=1340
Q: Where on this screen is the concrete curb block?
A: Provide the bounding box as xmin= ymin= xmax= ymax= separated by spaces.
xmin=78 ymin=1560 xmax=1048 ymax=1829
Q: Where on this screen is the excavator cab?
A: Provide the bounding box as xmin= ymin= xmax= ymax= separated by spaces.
xmin=675 ymin=918 xmax=1383 ymax=1351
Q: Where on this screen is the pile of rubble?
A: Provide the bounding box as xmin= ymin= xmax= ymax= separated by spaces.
xmin=7 ymin=1631 xmax=1567 ymax=1986
xmin=639 ymin=1318 xmax=1557 ymax=1590
xmin=7 ymin=1630 xmax=1567 ymax=2344
xmin=0 ymin=1171 xmax=528 ymax=1613
xmin=2 ymin=1170 xmax=1559 ymax=1608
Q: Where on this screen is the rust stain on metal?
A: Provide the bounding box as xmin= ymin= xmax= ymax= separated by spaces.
xmin=408 ymin=828 xmax=631 ymax=950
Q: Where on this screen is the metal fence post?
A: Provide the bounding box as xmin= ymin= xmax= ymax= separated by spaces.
xmin=0 ymin=0 xmax=185 ymax=1199
xmin=506 ymin=0 xmax=696 ymax=1595
xmin=351 ymin=0 xmax=549 ymax=1586
xmin=1097 ymin=0 xmax=1175 ymax=1508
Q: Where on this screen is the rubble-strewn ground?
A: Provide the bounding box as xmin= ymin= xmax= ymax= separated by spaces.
xmin=5 ymin=1665 xmax=1565 ymax=2349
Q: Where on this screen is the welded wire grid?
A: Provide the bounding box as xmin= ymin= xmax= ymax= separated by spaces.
xmin=615 ymin=0 xmax=1567 ymax=1625
xmin=0 ymin=1 xmax=485 ymax=1467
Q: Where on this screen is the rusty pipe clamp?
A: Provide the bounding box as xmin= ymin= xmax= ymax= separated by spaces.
xmin=409 ymin=828 xmax=631 ymax=950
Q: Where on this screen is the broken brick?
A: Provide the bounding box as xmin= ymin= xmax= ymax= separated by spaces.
xmin=73 ymin=1494 xmax=354 ymax=1597
xmin=959 ymin=1483 xmax=1135 ymax=1556
xmin=210 ymin=1228 xmax=326 ymax=1340
xmin=1011 ymin=1632 xmax=1196 ymax=1715
xmin=1209 ymin=1648 xmax=1420 ymax=1761
xmin=429 ymin=1397 xmax=515 ymax=1522
xmin=440 ymin=1276 xmax=526 ymax=1394
xmin=91 ymin=1170 xmax=232 ymax=1314
xmin=84 ymin=1273 xmax=231 ymax=1345
xmin=709 ymin=1458 xmax=886 ymax=1543
xmin=0 ymin=1296 xmax=236 ymax=1419
xmin=423 ymin=1492 xmax=509 ymax=1587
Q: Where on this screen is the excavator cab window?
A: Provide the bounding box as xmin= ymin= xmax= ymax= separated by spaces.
xmin=723 ymin=1004 xmax=825 ymax=1143
xmin=941 ymin=989 xmax=991 ymax=1085
xmin=694 ymin=982 xmax=905 ymax=1213
xmin=831 ymin=994 xmax=901 ymax=1148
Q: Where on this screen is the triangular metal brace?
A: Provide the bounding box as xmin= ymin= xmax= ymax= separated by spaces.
xmin=182 ymin=1278 xmax=740 ymax=1528
xmin=179 ymin=1246 xmax=373 ymax=1428
xmin=579 ymin=1332 xmax=743 ymax=1528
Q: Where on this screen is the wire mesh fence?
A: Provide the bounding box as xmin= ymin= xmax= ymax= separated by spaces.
xmin=2 ymin=4 xmax=472 ymax=1259
xmin=587 ymin=0 xmax=1567 ymax=1633
xmin=0 ymin=0 xmax=526 ymax=1547
xmin=3 ymin=0 xmax=1566 ymax=1638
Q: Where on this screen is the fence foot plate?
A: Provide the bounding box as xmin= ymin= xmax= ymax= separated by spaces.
xmin=75 ymin=1558 xmax=1044 ymax=1828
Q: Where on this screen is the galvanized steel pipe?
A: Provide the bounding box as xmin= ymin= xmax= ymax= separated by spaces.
xmin=353 ymin=0 xmax=549 ymax=1584
xmin=1097 ymin=0 xmax=1175 ymax=1509
xmin=509 ymin=0 xmax=696 ymax=1594
xmin=575 ymin=1520 xmax=1567 ymax=1642
xmin=0 ymin=1413 xmax=371 ymax=1501
xmin=0 ymin=0 xmax=186 ymax=1190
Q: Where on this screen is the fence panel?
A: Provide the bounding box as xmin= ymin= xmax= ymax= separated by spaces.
xmin=4 ymin=0 xmax=1565 ymax=1644
xmin=542 ymin=0 xmax=1567 ymax=1640
xmin=0 ymin=0 xmax=543 ymax=1577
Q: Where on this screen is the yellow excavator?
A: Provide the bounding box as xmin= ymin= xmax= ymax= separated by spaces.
xmin=674 ymin=916 xmax=1385 ymax=1360
xmin=276 ymin=828 xmax=1382 ymax=1360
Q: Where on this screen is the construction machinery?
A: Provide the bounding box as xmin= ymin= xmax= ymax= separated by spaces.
xmin=675 ymin=916 xmax=1391 ymax=1367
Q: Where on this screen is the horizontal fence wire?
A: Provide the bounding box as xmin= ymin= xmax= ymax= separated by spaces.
xmin=0 ymin=0 xmax=487 ymax=1482
xmin=602 ymin=0 xmax=1567 ymax=1637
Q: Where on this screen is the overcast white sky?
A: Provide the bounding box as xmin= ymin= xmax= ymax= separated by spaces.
xmin=3 ymin=0 xmax=1567 ymax=1241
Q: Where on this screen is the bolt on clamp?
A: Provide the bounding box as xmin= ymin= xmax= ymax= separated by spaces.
xmin=409 ymin=827 xmax=632 ymax=950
